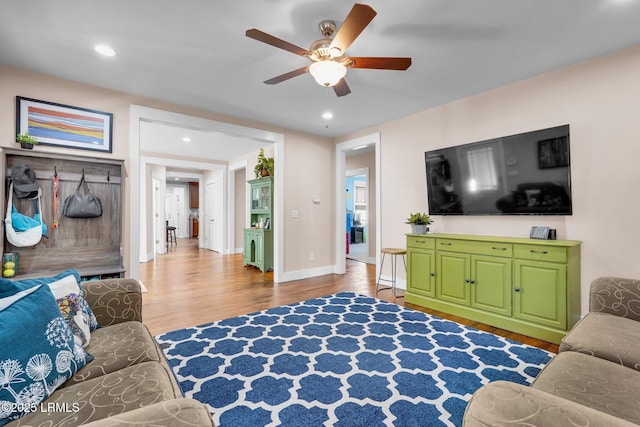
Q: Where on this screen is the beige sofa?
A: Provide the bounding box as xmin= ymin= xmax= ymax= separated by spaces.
xmin=8 ymin=278 xmax=214 ymax=426
xmin=463 ymin=276 xmax=640 ymax=426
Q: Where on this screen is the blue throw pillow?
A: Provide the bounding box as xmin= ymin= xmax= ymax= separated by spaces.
xmin=0 ymin=269 xmax=99 ymax=332
xmin=0 ymin=285 xmax=92 ymax=426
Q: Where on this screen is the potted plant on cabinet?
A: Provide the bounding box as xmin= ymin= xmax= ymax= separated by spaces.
xmin=16 ymin=132 xmax=39 ymax=149
xmin=254 ymin=148 xmax=274 ymax=178
xmin=406 ymin=212 xmax=432 ymax=234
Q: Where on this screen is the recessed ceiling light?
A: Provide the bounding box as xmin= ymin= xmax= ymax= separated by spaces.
xmin=94 ymin=44 xmax=116 ymax=57
xmin=181 ymin=136 xmax=191 ymax=143
xmin=322 ymin=112 xmax=333 ymax=120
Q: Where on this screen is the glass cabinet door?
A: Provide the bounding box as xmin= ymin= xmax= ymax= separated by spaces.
xmin=260 ymin=186 xmax=270 ymax=210
xmin=252 ymin=187 xmax=260 ymax=209
xmin=251 ymin=182 xmax=271 ymax=211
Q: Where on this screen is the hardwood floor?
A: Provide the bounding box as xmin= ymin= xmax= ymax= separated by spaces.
xmin=140 ymin=238 xmax=559 ymax=353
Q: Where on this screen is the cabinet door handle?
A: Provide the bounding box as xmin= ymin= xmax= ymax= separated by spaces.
xmin=416 ymin=240 xmax=426 ymax=243
xmin=470 ymin=280 xmax=476 ymax=284
xmin=465 ymin=279 xmax=471 ymax=283
xmin=440 ymin=242 xmax=452 ymax=246
xmin=430 ymin=272 xmax=435 ymax=277
xmin=530 ymin=250 xmax=549 ymax=254
xmin=492 ymin=246 xmax=507 ymax=251
xmin=514 ymin=287 xmax=521 ymax=292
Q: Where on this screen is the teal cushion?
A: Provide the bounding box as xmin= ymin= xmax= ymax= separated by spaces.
xmin=0 ymin=285 xmax=92 ymax=425
xmin=0 ymin=269 xmax=99 ymax=332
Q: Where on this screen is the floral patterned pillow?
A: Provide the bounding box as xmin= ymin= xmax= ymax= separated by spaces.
xmin=47 ymin=275 xmax=92 ymax=347
xmin=0 ymin=285 xmax=92 ymax=425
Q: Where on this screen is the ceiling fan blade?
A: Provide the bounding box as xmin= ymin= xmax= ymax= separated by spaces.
xmin=246 ymin=29 xmax=310 ymax=57
xmin=330 ymin=4 xmax=377 ymax=54
xmin=264 ymin=66 xmax=309 ymax=85
xmin=333 ymin=79 xmax=351 ymax=97
xmin=347 ymin=57 xmax=412 ymax=70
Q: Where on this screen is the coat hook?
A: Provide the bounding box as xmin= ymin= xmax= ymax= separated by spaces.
xmin=54 ymin=166 xmax=57 ymax=177
xmin=82 ymin=169 xmax=85 ymax=179
xmin=107 ymin=171 xmax=110 ymax=182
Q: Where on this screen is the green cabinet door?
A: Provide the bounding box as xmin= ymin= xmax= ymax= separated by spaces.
xmin=437 ymin=252 xmax=470 ymax=305
xmin=514 ymin=260 xmax=567 ymax=329
xmin=244 ymin=231 xmax=263 ymax=265
xmin=407 ymin=249 xmax=436 ymax=297
xmin=471 ymin=255 xmax=512 ymax=316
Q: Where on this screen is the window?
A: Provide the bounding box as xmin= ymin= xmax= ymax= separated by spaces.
xmin=465 ymin=147 xmax=498 ymax=192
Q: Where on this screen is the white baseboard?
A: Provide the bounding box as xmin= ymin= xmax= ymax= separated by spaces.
xmin=278 ymin=265 xmax=336 ymax=283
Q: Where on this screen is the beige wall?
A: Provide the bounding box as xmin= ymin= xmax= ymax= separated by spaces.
xmin=0 ymin=64 xmax=334 ymax=278
xmin=282 ymin=131 xmax=335 ymax=273
xmin=338 ymin=45 xmax=640 ymax=314
xmin=346 ymin=150 xmax=376 ymax=261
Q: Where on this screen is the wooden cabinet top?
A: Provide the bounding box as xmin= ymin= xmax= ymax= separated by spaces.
xmin=406 ymin=233 xmax=582 ymax=247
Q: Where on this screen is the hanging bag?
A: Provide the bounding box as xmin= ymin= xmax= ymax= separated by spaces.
xmin=5 ymin=183 xmax=45 ymax=247
xmin=63 ymin=175 xmax=103 ymax=218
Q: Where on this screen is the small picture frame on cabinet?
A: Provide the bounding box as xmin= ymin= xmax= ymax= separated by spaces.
xmin=530 ymin=226 xmax=550 ymax=240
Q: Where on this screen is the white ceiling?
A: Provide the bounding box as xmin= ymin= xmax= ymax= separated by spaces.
xmin=139 ymin=120 xmax=266 ymax=162
xmin=1 ymin=1 xmax=640 ymax=139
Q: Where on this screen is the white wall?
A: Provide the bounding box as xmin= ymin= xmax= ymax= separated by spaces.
xmin=338 ymin=45 xmax=640 ymax=315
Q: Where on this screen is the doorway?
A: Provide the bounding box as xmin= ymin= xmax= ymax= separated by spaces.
xmin=335 ymin=133 xmax=381 ymax=275
xmin=346 ymin=168 xmax=370 ymax=263
xmin=131 ymin=105 xmax=284 ymax=282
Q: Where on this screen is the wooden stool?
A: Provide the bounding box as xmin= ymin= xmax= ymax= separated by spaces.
xmin=166 ymin=225 xmax=177 ymax=248
xmin=376 ymin=248 xmax=407 ymax=299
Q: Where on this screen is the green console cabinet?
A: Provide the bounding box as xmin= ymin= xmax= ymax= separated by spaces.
xmin=243 ymin=177 xmax=273 ymax=272
xmin=406 ymin=233 xmax=581 ymax=344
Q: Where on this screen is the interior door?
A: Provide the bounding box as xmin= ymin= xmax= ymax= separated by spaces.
xmin=206 ymin=180 xmax=222 ymax=252
xmin=165 ymin=194 xmax=174 ymax=226
xmin=175 ymin=186 xmax=188 ymax=238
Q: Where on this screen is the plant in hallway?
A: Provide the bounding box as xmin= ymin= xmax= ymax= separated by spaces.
xmin=254 ymin=148 xmax=274 ymax=178
xmin=16 ymin=132 xmax=39 ymax=149
xmin=405 ymin=212 xmax=432 ymax=234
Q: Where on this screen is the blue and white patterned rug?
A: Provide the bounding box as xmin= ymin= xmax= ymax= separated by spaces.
xmin=155 ymin=292 xmax=552 ymax=426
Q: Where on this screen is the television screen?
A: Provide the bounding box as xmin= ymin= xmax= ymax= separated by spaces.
xmin=425 ymin=124 xmax=572 ymax=215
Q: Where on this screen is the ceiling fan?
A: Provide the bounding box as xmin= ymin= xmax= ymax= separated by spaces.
xmin=246 ymin=3 xmax=412 ymax=97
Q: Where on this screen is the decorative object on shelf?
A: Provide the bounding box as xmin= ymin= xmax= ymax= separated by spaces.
xmin=16 ymin=96 xmax=113 ymax=153
xmin=62 ymin=171 xmax=103 ymax=218
xmin=253 ymin=147 xmax=274 ymax=178
xmin=405 ymin=212 xmax=432 ymax=234
xmin=16 ymin=132 xmax=39 ymax=149
xmin=3 ymin=252 xmax=18 ymax=277
xmin=530 ymin=226 xmax=551 ymax=240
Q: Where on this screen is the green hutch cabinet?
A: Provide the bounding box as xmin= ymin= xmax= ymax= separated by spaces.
xmin=406 ymin=233 xmax=581 ymax=344
xmin=243 ymin=177 xmax=273 ymax=272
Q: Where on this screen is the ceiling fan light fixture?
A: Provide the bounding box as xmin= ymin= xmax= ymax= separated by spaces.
xmin=309 ymin=60 xmax=347 ymax=87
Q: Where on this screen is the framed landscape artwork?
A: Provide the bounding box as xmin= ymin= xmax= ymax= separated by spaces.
xmin=16 ymin=96 xmax=113 ymax=153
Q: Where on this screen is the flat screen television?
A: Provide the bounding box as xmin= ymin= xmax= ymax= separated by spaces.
xmin=425 ymin=124 xmax=572 ymax=215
